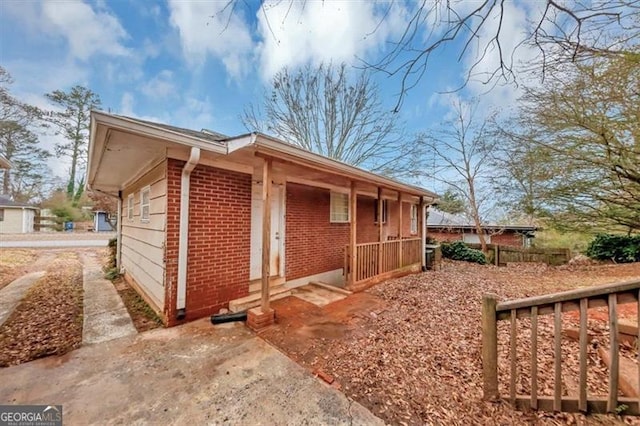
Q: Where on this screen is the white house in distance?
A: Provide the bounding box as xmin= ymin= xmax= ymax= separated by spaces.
xmin=0 ymin=155 xmax=38 ymax=234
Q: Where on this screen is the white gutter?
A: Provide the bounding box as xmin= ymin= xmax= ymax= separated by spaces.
xmin=116 ymin=197 xmax=122 ymax=270
xmin=176 ymin=146 xmax=201 ymax=319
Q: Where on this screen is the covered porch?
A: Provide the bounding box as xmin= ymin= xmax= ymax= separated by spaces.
xmin=237 ymin=135 xmax=437 ymax=327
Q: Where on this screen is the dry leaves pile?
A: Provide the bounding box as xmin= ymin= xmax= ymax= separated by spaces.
xmin=0 ymin=249 xmax=37 ymax=289
xmin=318 ymin=261 xmax=640 ymax=425
xmin=0 ymin=253 xmax=83 ymax=367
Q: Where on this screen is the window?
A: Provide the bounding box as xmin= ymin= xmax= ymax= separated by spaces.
xmin=0 ymin=208 xmax=4 ymax=221
xmin=127 ymin=195 xmax=134 ymax=221
xmin=140 ymin=186 xmax=150 ymax=222
xmin=330 ymin=192 xmax=349 ymax=223
xmin=410 ymin=204 xmax=418 ymax=234
xmin=374 ymin=199 xmax=388 ymax=224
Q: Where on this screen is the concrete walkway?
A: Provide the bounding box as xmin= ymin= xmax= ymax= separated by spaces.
xmin=81 ymin=252 xmax=136 ymax=345
xmin=0 ymin=320 xmax=382 ymax=425
xmin=0 ymin=271 xmax=46 ymax=326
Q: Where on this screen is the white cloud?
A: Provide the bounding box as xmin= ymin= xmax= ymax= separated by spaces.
xmin=256 ymin=1 xmax=408 ymax=78
xmin=40 ymin=1 xmax=129 ymax=61
xmin=168 ymin=0 xmax=253 ymax=78
xmin=140 ymin=70 xmax=176 ymax=99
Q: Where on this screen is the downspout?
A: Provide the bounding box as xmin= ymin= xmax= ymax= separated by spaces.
xmin=176 ymin=147 xmax=201 ymax=320
xmin=116 ymin=192 xmax=122 ymax=270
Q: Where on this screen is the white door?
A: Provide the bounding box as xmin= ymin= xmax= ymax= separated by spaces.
xmin=250 ymin=183 xmax=284 ymax=280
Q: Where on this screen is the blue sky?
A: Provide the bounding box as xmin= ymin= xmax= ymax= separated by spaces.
xmin=0 ymin=0 xmax=534 ymax=181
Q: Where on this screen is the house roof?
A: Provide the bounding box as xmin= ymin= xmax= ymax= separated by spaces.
xmin=0 ymin=196 xmax=38 ymax=209
xmin=427 ymin=208 xmax=538 ymax=232
xmin=88 ymin=111 xmax=439 ymax=201
xmin=0 ymin=155 xmax=12 ymax=169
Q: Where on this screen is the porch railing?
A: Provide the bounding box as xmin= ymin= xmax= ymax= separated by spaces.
xmin=347 ymin=237 xmax=421 ymax=283
xmin=482 ymin=279 xmax=640 ymax=414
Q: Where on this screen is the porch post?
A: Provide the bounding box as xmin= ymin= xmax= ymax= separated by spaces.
xmin=377 ymin=187 xmax=383 ymax=275
xmin=419 ymin=196 xmax=426 ymax=270
xmin=398 ymin=192 xmax=403 ymax=267
xmin=261 ymin=158 xmax=272 ymax=311
xmin=349 ymin=181 xmax=357 ymax=287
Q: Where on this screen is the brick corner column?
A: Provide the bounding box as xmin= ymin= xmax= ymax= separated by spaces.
xmin=246 ymin=307 xmax=275 ymax=331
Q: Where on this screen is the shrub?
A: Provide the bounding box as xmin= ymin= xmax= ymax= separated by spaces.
xmin=441 ymin=241 xmax=487 ymax=265
xmin=586 ymin=234 xmax=640 ymax=263
xmin=104 ymin=237 xmax=119 ymax=279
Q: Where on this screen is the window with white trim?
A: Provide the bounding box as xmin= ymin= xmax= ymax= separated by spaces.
xmin=330 ymin=192 xmax=349 ymax=223
xmin=140 ymin=186 xmax=150 ymax=222
xmin=374 ymin=199 xmax=388 ymax=224
xmin=127 ymin=194 xmax=134 ymax=221
xmin=410 ymin=204 xmax=418 ymax=234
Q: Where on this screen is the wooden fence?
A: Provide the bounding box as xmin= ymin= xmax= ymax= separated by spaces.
xmin=482 ymin=280 xmax=640 ymax=414
xmin=467 ymin=244 xmax=571 ymax=266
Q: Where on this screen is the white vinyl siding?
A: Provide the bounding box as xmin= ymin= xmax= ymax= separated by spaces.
xmin=330 ymin=192 xmax=349 ymax=223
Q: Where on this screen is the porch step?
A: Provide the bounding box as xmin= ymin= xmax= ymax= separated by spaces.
xmin=619 ymin=319 xmax=638 ymax=337
xmin=228 ymin=285 xmax=291 ymax=313
xmin=310 ymin=281 xmax=352 ymax=295
xmin=597 ymin=346 xmax=639 ymax=397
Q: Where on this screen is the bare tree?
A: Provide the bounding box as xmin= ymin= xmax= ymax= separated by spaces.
xmin=416 ymin=99 xmax=496 ymax=251
xmin=220 ymin=1 xmax=637 ymax=110
xmin=496 ymin=53 xmax=640 ymax=232
xmin=242 ymin=62 xmax=411 ymax=174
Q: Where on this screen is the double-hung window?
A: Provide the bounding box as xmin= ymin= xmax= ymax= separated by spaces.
xmin=410 ymin=204 xmax=418 ymax=234
xmin=374 ymin=199 xmax=388 ymax=224
xmin=140 ymin=186 xmax=150 ymax=222
xmin=330 ymin=192 xmax=349 ymax=223
xmin=127 ymin=194 xmax=134 ymax=221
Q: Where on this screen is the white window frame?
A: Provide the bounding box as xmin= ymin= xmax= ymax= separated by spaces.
xmin=374 ymin=199 xmax=388 ymax=224
xmin=330 ymin=191 xmax=350 ymax=223
xmin=140 ymin=186 xmax=150 ymax=222
xmin=127 ymin=194 xmax=134 ymax=221
xmin=410 ymin=204 xmax=418 ymax=234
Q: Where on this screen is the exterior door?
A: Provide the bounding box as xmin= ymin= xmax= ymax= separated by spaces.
xmin=250 ymin=182 xmax=284 ymax=280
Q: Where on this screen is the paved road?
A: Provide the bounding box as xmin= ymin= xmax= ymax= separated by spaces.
xmin=0 ymin=320 xmax=382 ymax=425
xmin=0 ymin=239 xmax=110 ymax=248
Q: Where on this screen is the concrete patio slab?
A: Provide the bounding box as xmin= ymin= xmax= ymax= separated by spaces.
xmin=0 ymin=320 xmax=382 ymax=425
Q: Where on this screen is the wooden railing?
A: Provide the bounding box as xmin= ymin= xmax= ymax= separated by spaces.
xmin=348 ymin=237 xmax=422 ymax=283
xmin=482 ymin=280 xmax=640 ymax=414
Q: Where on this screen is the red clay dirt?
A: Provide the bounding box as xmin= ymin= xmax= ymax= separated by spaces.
xmin=259 ymin=293 xmax=385 ymax=368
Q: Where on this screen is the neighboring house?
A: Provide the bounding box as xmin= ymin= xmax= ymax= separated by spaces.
xmin=93 ymin=211 xmax=115 ymax=232
xmin=427 ymin=208 xmax=537 ymax=247
xmin=88 ymin=112 xmax=438 ymax=327
xmin=0 ymin=196 xmax=38 ymax=234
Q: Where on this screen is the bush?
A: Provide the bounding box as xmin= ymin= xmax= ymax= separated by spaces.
xmin=586 ymin=234 xmax=640 ymax=263
xmin=441 ymin=241 xmax=487 ymax=265
xmin=104 ymin=237 xmax=119 ymax=279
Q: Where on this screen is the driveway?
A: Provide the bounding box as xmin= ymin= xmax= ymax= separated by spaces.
xmin=0 ymin=319 xmax=381 ymax=425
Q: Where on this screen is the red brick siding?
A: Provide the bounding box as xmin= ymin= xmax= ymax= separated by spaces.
xmin=491 ymin=232 xmax=525 ymax=247
xmin=164 ymin=159 xmax=251 ymax=326
xmin=357 ymin=198 xmax=417 ymax=242
xmin=427 ymin=229 xmax=525 ymax=247
xmin=285 ymin=183 xmax=350 ymax=280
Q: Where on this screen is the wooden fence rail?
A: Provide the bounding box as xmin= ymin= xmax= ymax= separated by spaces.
xmin=482 ymin=280 xmax=640 ymax=414
xmin=467 ymin=243 xmax=571 ymax=266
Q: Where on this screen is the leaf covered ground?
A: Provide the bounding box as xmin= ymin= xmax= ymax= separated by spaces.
xmin=0 ymin=253 xmax=84 ymax=367
xmin=0 ymin=249 xmax=37 ymax=290
xmin=261 ymin=260 xmax=640 ymax=425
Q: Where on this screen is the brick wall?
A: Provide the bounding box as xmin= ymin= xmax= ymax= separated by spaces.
xmin=164 ymin=159 xmax=251 ymax=326
xmin=357 ymin=198 xmax=417 ymax=242
xmin=285 ymin=183 xmax=350 ymax=280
